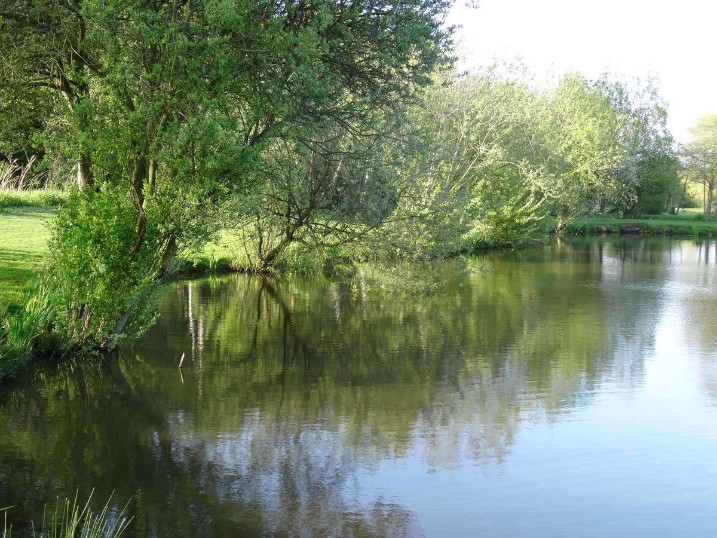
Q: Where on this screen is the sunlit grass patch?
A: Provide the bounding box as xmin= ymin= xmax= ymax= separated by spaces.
xmin=0 ymin=188 xmax=67 ymax=209
xmin=0 ymin=208 xmax=54 ymax=312
xmin=178 ymin=229 xmax=244 ymax=274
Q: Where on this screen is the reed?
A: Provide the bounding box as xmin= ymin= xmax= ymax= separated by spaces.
xmin=2 ymin=490 xmax=131 ymax=538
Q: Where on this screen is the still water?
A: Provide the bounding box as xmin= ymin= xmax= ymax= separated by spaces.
xmin=2 ymin=237 xmax=717 ymax=536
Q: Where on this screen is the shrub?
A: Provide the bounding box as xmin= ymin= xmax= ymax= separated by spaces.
xmin=44 ymin=185 xmax=166 ymax=350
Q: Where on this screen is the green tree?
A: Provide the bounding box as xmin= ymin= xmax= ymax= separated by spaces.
xmin=381 ymin=68 xmax=678 ymax=256
xmin=539 ymin=73 xmax=629 ymax=216
xmin=0 ymin=0 xmax=452 ymax=349
xmin=682 ymin=115 xmax=717 ymax=215
xmin=594 ymin=75 xmax=678 ymax=216
xmin=628 ymin=154 xmax=680 ymax=215
xmin=226 ymin=116 xmax=403 ymax=271
xmin=378 ymin=65 xmax=547 ymax=255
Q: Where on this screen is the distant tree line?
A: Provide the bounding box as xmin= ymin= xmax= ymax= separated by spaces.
xmin=231 ymin=64 xmax=681 ymax=266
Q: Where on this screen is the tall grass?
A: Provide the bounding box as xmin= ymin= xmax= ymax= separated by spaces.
xmin=2 ymin=491 xmax=131 ymax=538
xmin=0 ymin=189 xmax=67 ymax=209
xmin=0 ymin=281 xmax=56 ymax=378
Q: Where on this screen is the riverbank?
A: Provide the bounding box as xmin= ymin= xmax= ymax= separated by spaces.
xmin=0 ymin=204 xmax=243 ymax=378
xmin=2 ymin=203 xmax=717 ymax=379
xmin=0 ymin=208 xmax=235 ymax=312
xmin=4 ymin=206 xmax=717 ymax=308
xmin=564 ymin=212 xmax=717 ymax=237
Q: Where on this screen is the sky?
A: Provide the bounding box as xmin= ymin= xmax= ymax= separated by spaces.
xmin=446 ymin=0 xmax=717 ymax=142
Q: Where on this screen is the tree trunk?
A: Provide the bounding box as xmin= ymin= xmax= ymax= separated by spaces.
xmin=105 ymin=284 xmax=156 ymax=348
xmin=77 ymin=152 xmax=94 ymax=191
xmin=59 ymin=74 xmax=93 ymax=191
xmin=129 ymin=154 xmax=149 ymax=258
xmin=260 ymin=235 xmax=292 ymax=269
xmin=707 ymin=182 xmax=714 ymax=215
xmin=155 ymin=235 xmax=177 ymax=279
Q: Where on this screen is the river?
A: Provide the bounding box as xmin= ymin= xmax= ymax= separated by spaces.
xmin=2 ymin=237 xmax=717 ymax=536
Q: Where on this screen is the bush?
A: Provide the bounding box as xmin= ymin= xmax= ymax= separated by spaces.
xmin=0 ymin=282 xmax=56 ymax=378
xmin=44 ymin=185 xmax=168 ymax=350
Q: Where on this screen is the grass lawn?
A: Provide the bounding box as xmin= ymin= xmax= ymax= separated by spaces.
xmin=566 ymin=212 xmax=717 ymax=236
xmin=0 ymin=208 xmax=54 ymax=312
xmin=0 ymin=206 xmax=241 ymax=311
xmin=178 ymin=228 xmax=244 ymax=273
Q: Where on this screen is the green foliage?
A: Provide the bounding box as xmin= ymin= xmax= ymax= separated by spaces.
xmin=540 ymin=73 xmax=629 ymax=214
xmin=682 ymin=115 xmax=717 ymax=214
xmin=378 ymin=66 xmax=677 ymax=257
xmin=627 ymin=154 xmax=681 ymax=216
xmin=537 ymin=74 xmax=674 ymax=217
xmin=469 ymin=192 xmax=544 ymax=248
xmin=0 ymin=189 xmax=67 ymax=209
xmin=0 ymin=0 xmax=452 ymax=351
xmin=0 ymin=281 xmax=57 ymax=377
xmin=45 ymin=186 xmax=186 ymax=349
xmin=376 ymin=66 xmax=545 ymax=256
xmin=225 ymin=117 xmax=404 ymax=270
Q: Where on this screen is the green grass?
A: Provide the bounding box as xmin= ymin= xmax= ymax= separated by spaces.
xmin=177 ymin=229 xmax=244 ymax=274
xmin=565 ymin=212 xmax=717 ymax=237
xmin=0 ymin=189 xmax=65 ymax=312
xmin=0 ymin=188 xmax=67 ymax=209
xmin=673 ymin=207 xmax=716 ymax=218
xmin=0 ymin=208 xmax=55 ymax=313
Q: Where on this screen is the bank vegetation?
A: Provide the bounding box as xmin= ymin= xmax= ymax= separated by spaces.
xmin=0 ymin=0 xmax=703 ymax=377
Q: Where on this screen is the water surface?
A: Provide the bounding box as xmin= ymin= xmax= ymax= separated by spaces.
xmin=2 ymin=238 xmax=717 ymax=536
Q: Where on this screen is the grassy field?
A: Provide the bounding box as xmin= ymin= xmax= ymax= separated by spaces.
xmin=0 ymin=206 xmax=241 ymax=311
xmin=178 ymin=229 xmax=244 ymax=274
xmin=0 ymin=189 xmax=65 ymax=312
xmin=0 ymin=208 xmax=54 ymax=312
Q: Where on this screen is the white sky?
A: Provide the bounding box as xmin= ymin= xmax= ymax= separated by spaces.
xmin=447 ymin=0 xmax=717 ymax=142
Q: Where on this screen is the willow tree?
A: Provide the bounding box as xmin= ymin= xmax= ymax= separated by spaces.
xmin=376 ymin=67 xmax=678 ymax=256
xmin=540 ymin=74 xmax=678 ymax=218
xmin=374 ymin=65 xmax=548 ymax=255
xmin=227 ymin=114 xmax=408 ymax=271
xmin=0 ymin=0 xmax=452 ymax=349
